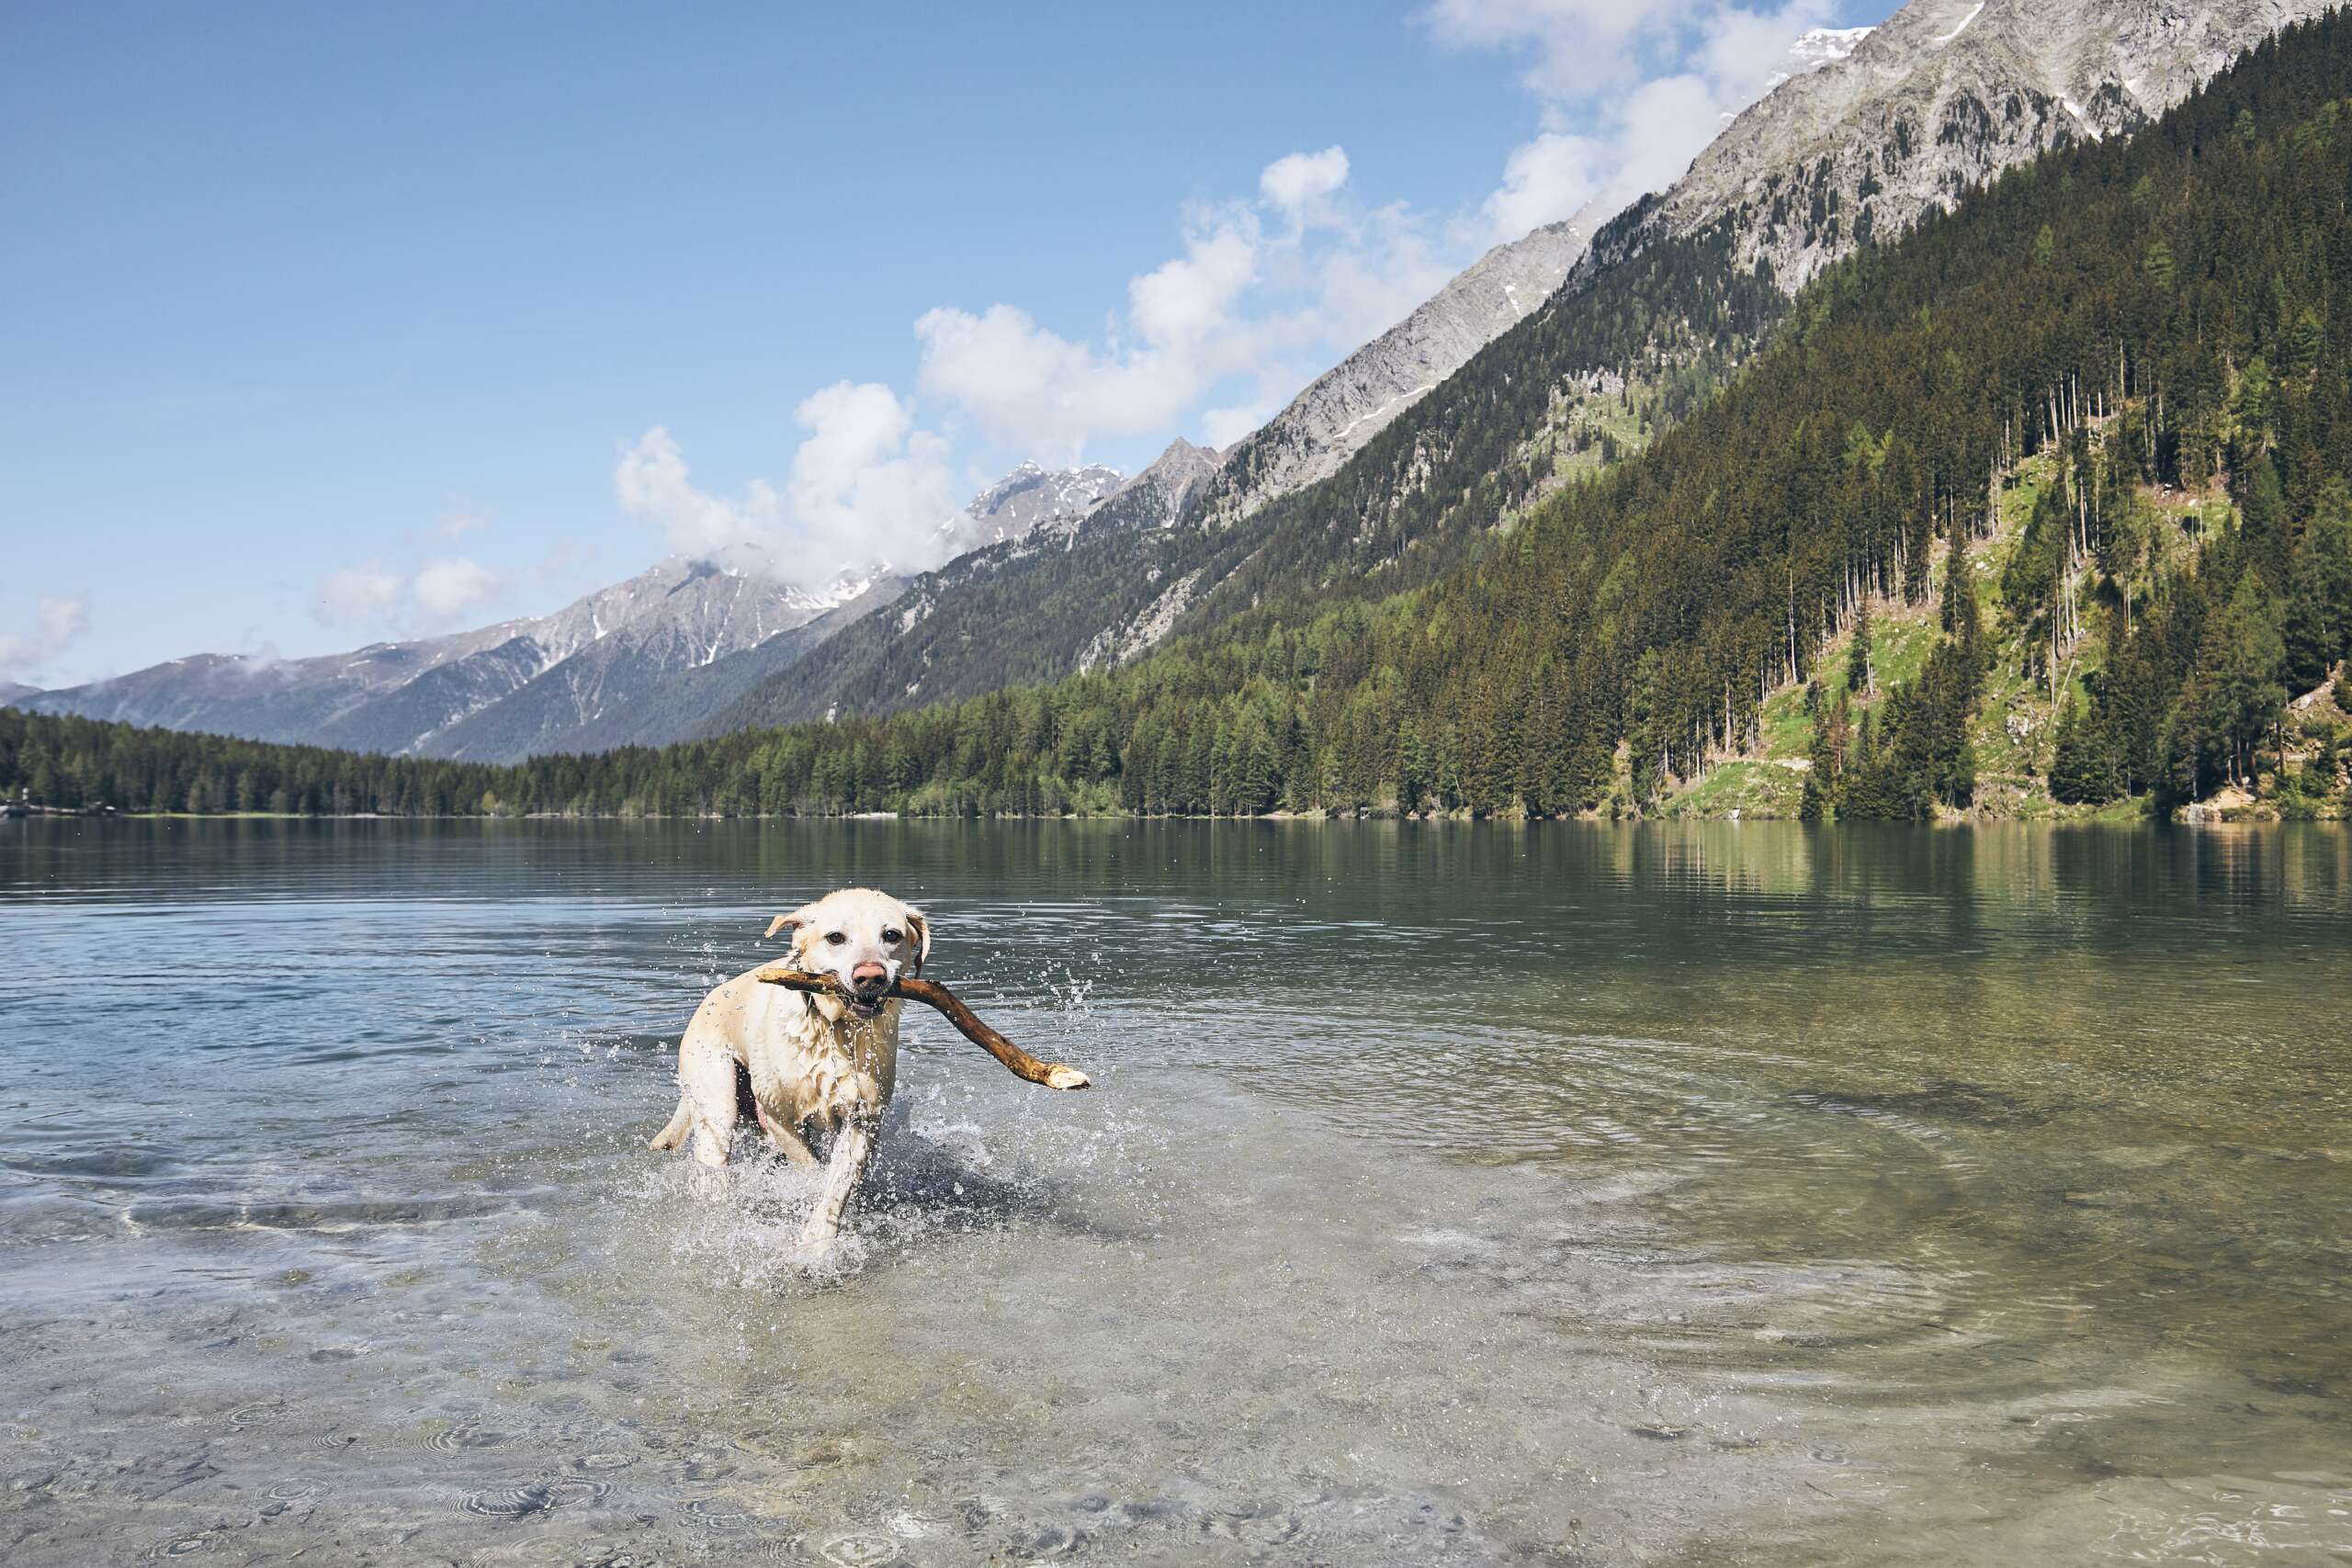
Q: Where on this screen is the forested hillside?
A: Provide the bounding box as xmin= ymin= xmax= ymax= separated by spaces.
xmin=7 ymin=14 xmax=2350 ymax=821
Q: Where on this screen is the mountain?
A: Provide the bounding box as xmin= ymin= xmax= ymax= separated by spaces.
xmin=706 ymin=0 xmax=2326 ymax=739
xmin=703 ymin=439 xmax=1227 ymax=731
xmin=0 ymin=683 xmax=38 ymax=706
xmin=16 ymin=459 xmax=1136 ymax=761
xmin=22 ymin=558 xmax=888 ymax=761
xmin=705 ymin=220 xmax=1616 ymax=732
xmin=359 ymin=570 xmax=905 ymax=762
xmin=937 ymin=462 xmax=1124 ymax=556
xmin=1194 ymin=208 xmax=1609 ymax=530
xmin=1096 ymin=438 xmax=1221 ymax=532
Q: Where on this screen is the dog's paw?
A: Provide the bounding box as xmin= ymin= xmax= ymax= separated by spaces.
xmin=1045 ymin=1064 xmax=1091 ymax=1090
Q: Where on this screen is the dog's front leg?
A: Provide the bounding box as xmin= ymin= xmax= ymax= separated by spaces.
xmin=755 ymin=1102 xmax=820 ymax=1168
xmin=797 ymin=1105 xmax=878 ymax=1251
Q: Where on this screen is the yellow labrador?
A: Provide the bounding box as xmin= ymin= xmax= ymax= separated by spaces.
xmin=650 ymin=887 xmax=929 ymax=1250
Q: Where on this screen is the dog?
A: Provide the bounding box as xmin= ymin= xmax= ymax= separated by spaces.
xmin=650 ymin=887 xmax=930 ymax=1250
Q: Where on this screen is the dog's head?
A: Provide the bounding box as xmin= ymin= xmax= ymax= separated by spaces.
xmin=765 ymin=887 xmax=930 ymax=1021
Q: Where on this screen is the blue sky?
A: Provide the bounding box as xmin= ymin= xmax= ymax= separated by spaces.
xmin=1 ymin=0 xmax=1886 ymax=689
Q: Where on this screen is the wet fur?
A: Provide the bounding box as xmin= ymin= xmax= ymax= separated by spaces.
xmin=650 ymin=887 xmax=930 ymax=1252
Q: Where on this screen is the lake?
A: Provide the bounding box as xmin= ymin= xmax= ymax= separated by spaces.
xmin=0 ymin=819 xmax=2346 ymax=1565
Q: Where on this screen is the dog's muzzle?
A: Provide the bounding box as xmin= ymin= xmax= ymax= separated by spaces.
xmin=845 ymin=964 xmax=891 ymax=1019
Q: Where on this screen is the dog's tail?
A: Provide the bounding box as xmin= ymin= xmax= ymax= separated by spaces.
xmin=648 ymin=1096 xmax=693 ymax=1152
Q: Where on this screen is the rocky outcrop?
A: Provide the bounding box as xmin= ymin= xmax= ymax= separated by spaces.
xmin=1075 ymin=567 xmax=1204 ymax=674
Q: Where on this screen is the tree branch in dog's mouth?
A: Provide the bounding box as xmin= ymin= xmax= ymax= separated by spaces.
xmin=751 ymin=966 xmax=1091 ymax=1090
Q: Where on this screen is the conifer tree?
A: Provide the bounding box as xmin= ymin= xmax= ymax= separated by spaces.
xmin=1848 ymin=593 xmax=1875 ymax=697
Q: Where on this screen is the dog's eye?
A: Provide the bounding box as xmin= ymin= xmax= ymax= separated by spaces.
xmin=824 ymin=931 xmax=846 ymax=946
xmin=881 ymin=928 xmax=903 ymax=945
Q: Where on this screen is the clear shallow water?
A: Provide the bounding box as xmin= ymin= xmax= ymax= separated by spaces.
xmin=0 ymin=819 xmax=2345 ymax=1566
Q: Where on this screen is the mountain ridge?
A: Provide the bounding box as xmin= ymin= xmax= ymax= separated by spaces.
xmin=11 ymin=458 xmax=1140 ymax=761
xmin=17 ymin=556 xmax=884 ymax=761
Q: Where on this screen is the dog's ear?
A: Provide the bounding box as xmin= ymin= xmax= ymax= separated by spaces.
xmin=764 ymin=904 xmax=817 ymax=942
xmin=901 ymin=906 xmax=931 ymax=976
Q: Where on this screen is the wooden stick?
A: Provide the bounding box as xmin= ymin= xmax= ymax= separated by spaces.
xmin=752 ymin=966 xmax=1091 ymax=1090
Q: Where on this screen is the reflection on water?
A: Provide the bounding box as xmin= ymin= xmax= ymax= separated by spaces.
xmin=0 ymin=818 xmax=2346 ymax=1565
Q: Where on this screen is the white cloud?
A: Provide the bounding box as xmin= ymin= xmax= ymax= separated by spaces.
xmin=1201 ymin=402 xmax=1277 ymax=450
xmin=782 ymin=382 xmax=956 ymax=570
xmin=0 ymin=596 xmax=91 ymax=682
xmin=315 ymin=556 xmax=502 ymax=631
xmin=1280 ymin=198 xmax=1453 ymax=351
xmin=413 ymin=557 xmax=499 ymax=619
xmin=614 ymin=382 xmax=957 ymax=584
xmin=1426 ymin=0 xmax=1842 ymax=243
xmin=643 ymin=159 xmax=1442 ymax=556
xmin=1130 ymin=216 xmax=1261 ymax=349
xmin=1481 ymin=129 xmax=1607 ymax=246
xmin=914 ymin=208 xmax=1273 ymax=455
xmin=614 ymin=424 xmax=777 ymax=560
xmin=1261 ymin=146 xmax=1351 ymax=224
xmin=1425 ymin=0 xmax=1708 ymax=99
xmin=912 ymin=149 xmax=1460 ymax=458
xmin=316 ymin=565 xmax=402 ymax=625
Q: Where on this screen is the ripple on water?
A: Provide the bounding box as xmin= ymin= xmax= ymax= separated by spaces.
xmin=458 ymin=1476 xmax=610 ymax=1517
xmin=676 ymin=1494 xmax=767 ymax=1533
xmin=1199 ymin=1496 xmax=1304 ymax=1548
xmin=120 ymin=1192 xmax=534 ymax=1235
xmin=817 ymin=1529 xmax=910 ymax=1566
xmin=367 ymin=1416 xmax=514 ymax=1455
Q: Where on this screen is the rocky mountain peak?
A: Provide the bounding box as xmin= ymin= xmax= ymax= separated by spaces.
xmin=939 ymin=462 xmax=1125 ymax=555
xmin=1098 ymin=438 xmax=1223 ymax=533
xmin=1602 ymin=0 xmax=2331 ymax=293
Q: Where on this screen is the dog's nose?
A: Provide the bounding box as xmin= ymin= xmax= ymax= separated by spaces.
xmin=850 ymin=961 xmax=889 ymax=992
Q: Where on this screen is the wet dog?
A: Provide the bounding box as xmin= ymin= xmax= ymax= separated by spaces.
xmin=650 ymin=887 xmax=929 ymax=1251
